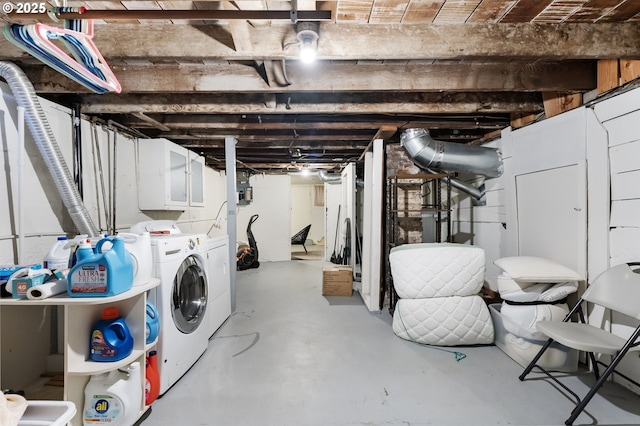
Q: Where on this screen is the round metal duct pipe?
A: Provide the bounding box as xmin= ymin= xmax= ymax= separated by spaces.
xmin=400 ymin=128 xmax=503 ymax=179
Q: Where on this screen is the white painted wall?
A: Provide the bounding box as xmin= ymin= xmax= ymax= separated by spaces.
xmin=290 ymin=183 xmax=324 ymax=244
xmin=236 ymin=174 xmax=291 ymax=262
xmin=451 ymin=138 xmax=507 ymax=291
xmin=0 ymin=81 xmax=231 ymax=390
xmin=450 ymin=88 xmax=640 ymax=392
xmin=324 ymin=181 xmax=343 ymax=262
xmin=592 ymin=87 xmax=640 ymax=392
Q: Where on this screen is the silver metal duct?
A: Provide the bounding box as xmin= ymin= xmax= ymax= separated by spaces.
xmin=425 ymin=167 xmax=485 ymax=201
xmin=317 ymin=170 xmax=341 ymax=184
xmin=0 ymin=62 xmax=99 ymax=236
xmin=401 ymin=128 xmax=503 ymax=179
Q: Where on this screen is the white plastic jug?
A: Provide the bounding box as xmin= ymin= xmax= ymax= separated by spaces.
xmin=118 ymin=232 xmax=153 ymax=286
xmin=43 ymin=236 xmax=71 ymax=271
xmin=83 ymin=362 xmax=142 ymax=426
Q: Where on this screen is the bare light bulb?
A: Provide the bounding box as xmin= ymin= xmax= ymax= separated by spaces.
xmin=296 ymin=27 xmax=318 ymax=64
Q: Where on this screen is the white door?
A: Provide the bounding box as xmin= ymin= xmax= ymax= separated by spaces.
xmin=515 ymin=164 xmax=586 ymax=274
xmin=360 ymin=139 xmax=384 ymax=311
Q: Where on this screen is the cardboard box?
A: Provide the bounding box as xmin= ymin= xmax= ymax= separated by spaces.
xmin=11 ymin=273 xmax=48 ymax=299
xmin=322 ymin=265 xmax=353 ymax=296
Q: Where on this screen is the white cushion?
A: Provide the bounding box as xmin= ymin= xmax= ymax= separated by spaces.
xmin=497 ymin=273 xmax=552 ymax=302
xmin=494 ymin=256 xmax=583 ymax=283
xmin=392 ymin=296 xmax=494 ymax=346
xmin=389 ymin=243 xmax=485 ymax=298
xmin=539 ymin=281 xmax=579 ymax=302
xmin=497 ymin=273 xmax=578 ymax=303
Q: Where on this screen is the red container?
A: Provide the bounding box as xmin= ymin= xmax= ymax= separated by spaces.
xmin=145 ymin=350 xmax=160 ymax=405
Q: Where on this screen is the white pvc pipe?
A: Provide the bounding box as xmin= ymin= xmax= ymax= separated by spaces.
xmin=17 ymin=105 xmax=25 ymax=264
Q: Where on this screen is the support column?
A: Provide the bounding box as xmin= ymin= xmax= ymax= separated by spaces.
xmin=225 ymin=136 xmax=237 ymax=312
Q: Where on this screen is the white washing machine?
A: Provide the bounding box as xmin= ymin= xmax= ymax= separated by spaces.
xmin=201 ymin=235 xmax=232 ymax=338
xmin=150 ymin=233 xmax=211 ymax=395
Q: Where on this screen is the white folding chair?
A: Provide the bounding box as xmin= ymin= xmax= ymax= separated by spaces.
xmin=519 ymin=262 xmax=640 ymax=426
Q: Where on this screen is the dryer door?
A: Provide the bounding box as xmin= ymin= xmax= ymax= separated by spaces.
xmin=171 ymin=254 xmax=208 ymax=334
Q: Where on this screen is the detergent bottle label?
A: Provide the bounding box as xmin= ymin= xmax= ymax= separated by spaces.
xmin=70 ymin=264 xmax=108 ymax=293
xmin=90 ymin=330 xmax=116 ymax=359
xmin=83 ymin=394 xmax=124 ymax=424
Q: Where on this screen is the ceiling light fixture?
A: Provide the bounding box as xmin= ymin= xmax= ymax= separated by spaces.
xmin=296 ymin=22 xmax=319 ymax=64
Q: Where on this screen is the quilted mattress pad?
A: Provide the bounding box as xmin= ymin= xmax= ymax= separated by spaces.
xmin=389 ymin=243 xmax=485 ymax=299
xmin=500 ymin=301 xmax=569 ymax=341
xmin=392 ymin=296 xmax=494 ymax=346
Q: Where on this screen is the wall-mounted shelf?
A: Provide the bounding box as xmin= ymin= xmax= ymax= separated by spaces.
xmin=1 ymin=279 xmax=159 ymax=426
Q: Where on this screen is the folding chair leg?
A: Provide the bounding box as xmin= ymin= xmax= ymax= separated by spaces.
xmin=303 ymin=244 xmax=307 ymax=254
xmin=588 ymin=352 xmax=600 ymax=380
xmin=565 ymin=326 xmax=640 ymax=426
xmin=519 ymin=338 xmax=555 ymax=381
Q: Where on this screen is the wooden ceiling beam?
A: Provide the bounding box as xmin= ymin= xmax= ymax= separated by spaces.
xmin=118 ymin=117 xmax=507 ymax=131
xmin=74 ymin=92 xmax=543 ymax=114
xmin=22 ymin=61 xmax=595 ymax=93
xmin=1 ymin=23 xmax=635 ymax=60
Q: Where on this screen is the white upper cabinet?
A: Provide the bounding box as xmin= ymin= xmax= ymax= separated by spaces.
xmin=137 ymin=138 xmax=204 ymax=210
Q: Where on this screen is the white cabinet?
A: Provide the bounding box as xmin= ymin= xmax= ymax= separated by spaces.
xmin=0 ymin=279 xmax=159 ymax=426
xmin=137 ymin=138 xmax=205 ymax=210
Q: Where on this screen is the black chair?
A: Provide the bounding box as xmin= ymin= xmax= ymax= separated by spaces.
xmin=519 ymin=262 xmax=640 ymax=425
xmin=291 ymin=224 xmax=312 ymax=254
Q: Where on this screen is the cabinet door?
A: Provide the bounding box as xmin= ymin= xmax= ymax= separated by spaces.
xmin=138 ymin=138 xmax=189 ymax=210
xmin=189 ymin=152 xmax=205 ymax=207
xmin=169 ymin=148 xmax=188 ymax=204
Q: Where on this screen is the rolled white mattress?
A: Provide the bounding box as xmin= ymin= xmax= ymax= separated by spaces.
xmin=389 ymin=243 xmax=485 ymax=298
xmin=392 ymin=296 xmax=494 ymax=346
xmin=500 ymin=301 xmax=569 ymax=341
xmin=497 ymin=273 xmax=578 ymax=303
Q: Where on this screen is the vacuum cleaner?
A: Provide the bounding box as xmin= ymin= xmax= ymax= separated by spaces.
xmin=237 ymin=214 xmax=260 ymax=271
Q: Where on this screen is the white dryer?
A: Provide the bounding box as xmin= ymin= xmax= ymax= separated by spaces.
xmin=149 ymin=233 xmax=210 ymax=395
xmin=201 ymin=235 xmax=231 ymax=338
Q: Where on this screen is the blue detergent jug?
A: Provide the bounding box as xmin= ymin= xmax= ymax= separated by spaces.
xmin=145 ymin=301 xmax=160 ymax=344
xmin=68 ymin=236 xmax=134 ymax=297
xmin=90 ymin=306 xmax=134 ymax=362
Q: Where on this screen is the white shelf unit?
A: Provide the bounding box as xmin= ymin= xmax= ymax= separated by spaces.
xmin=137 ymin=138 xmax=205 ymax=210
xmin=0 ymin=279 xmax=159 ymax=426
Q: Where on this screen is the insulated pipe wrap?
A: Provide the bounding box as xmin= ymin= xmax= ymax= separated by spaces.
xmin=0 ymin=61 xmax=99 ymax=236
xmin=401 ymin=128 xmax=504 ymax=179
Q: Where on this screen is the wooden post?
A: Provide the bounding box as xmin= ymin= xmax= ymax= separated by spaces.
xmin=620 ymin=60 xmax=640 ymax=84
xmin=542 ymin=92 xmax=582 ymax=119
xmin=597 ymin=59 xmax=620 ymax=94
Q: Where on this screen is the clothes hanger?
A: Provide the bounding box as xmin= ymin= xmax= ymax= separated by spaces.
xmin=3 ymin=11 xmax=121 ymax=94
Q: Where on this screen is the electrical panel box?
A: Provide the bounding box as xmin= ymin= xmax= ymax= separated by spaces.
xmin=237 ymin=171 xmax=253 ymax=205
xmin=137 ymin=138 xmax=205 ymax=210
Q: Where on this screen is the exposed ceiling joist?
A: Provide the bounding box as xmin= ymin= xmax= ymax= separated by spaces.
xmin=19 ymin=61 xmax=595 ymax=93
xmin=2 ymin=0 xmax=637 ymax=174
xmin=73 ymin=92 xmax=544 ymax=115
xmin=1 ymin=23 xmax=637 ymax=60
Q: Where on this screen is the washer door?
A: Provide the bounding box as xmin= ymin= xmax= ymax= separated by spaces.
xmin=171 ymin=255 xmax=208 ymax=334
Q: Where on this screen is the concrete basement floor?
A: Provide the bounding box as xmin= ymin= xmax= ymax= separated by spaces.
xmin=142 ymin=260 xmax=640 ymax=426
